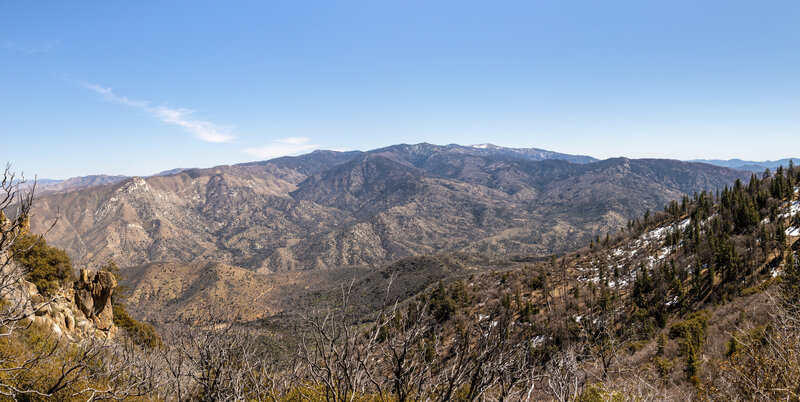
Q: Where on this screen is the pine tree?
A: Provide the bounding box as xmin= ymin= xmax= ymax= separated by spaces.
xmin=706 ymin=263 xmax=715 ymax=290
xmin=782 ymin=252 xmax=800 ymax=302
xmin=692 ymin=261 xmax=702 ymax=298
xmin=685 ymin=341 xmax=700 ymax=380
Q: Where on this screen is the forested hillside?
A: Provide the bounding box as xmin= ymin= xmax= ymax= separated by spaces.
xmin=345 ymin=163 xmax=800 ymax=400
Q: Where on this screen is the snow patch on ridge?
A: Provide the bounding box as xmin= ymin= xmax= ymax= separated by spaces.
xmin=782 ymin=201 xmax=800 ymax=218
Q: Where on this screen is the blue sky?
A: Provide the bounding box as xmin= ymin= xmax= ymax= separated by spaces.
xmin=1 ymin=1 xmax=799 ymax=179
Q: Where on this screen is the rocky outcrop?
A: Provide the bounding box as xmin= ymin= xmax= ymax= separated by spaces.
xmin=73 ymin=269 xmax=117 ymax=332
xmin=1 ymin=263 xmax=118 ymax=340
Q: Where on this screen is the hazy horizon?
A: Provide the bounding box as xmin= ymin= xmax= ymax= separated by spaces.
xmin=19 ymin=142 xmax=800 ymax=182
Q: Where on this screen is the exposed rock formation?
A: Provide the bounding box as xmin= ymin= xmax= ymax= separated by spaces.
xmin=74 ymin=269 xmax=117 ymax=332
xmin=1 ymin=263 xmax=118 ymax=340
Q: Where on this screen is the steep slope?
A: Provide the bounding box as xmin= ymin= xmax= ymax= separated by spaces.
xmin=290 ymin=153 xmax=429 ymax=217
xmin=284 ymin=155 xmax=748 ymax=269
xmin=29 ymin=163 xmax=344 ymax=270
xmin=365 ymin=172 xmax=799 ymax=399
xmin=123 ymin=261 xmax=277 ymax=322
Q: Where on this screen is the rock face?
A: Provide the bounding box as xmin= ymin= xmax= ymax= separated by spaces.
xmin=1 ymin=263 xmax=118 ymax=340
xmin=74 ymin=269 xmax=117 ymax=332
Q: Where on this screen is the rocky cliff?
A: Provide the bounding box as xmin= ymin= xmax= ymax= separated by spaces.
xmin=73 ymin=269 xmax=118 ymax=335
xmin=3 ymin=264 xmax=118 ymax=340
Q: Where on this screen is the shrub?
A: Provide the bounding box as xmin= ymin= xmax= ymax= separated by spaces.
xmin=653 ymin=356 xmax=672 ymax=378
xmin=112 ymin=304 xmax=162 ymax=348
xmin=670 ymin=310 xmax=710 ymax=380
xmin=529 ymin=274 xmax=544 ymax=290
xmin=657 ymin=332 xmax=668 ymax=356
xmin=576 ymin=383 xmax=625 ymax=402
xmin=669 ymin=310 xmax=710 ymax=351
xmin=11 ymin=232 xmax=75 ymax=295
xmin=625 ymin=340 xmax=649 ymax=354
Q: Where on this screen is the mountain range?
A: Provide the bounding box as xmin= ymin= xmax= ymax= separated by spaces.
xmin=22 ymin=143 xmax=753 ymax=322
xmin=29 ymin=143 xmax=747 ymax=273
xmin=690 ymin=158 xmax=798 ymax=172
xmin=32 ymin=148 xmax=794 ymax=197
xmin=35 ymin=175 xmax=129 ymax=195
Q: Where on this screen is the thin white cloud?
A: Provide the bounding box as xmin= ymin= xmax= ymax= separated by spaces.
xmin=81 ymin=82 xmax=148 ymax=108
xmin=1 ymin=40 xmax=59 ymax=54
xmin=242 ymin=137 xmax=318 ymax=159
xmin=80 ymin=81 xmax=234 ymax=143
xmin=151 ymin=106 xmax=234 ymax=143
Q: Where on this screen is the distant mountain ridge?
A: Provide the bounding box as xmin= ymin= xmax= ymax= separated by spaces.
xmin=36 ymin=175 xmax=129 ymax=195
xmin=35 ymin=147 xmax=789 ymax=197
xmin=33 ymin=168 xmax=201 ymax=196
xmin=27 ymin=143 xmax=748 ymax=274
xmin=689 ymin=158 xmax=798 ymax=172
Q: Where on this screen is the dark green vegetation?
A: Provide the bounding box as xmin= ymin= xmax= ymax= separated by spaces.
xmin=11 ymin=231 xmax=75 ymax=295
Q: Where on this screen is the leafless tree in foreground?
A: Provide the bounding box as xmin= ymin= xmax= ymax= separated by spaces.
xmin=0 ymin=164 xmax=63 ymax=398
xmin=290 ymin=276 xmax=561 ymax=401
xmin=0 ymin=164 xmax=42 ymax=338
xmin=293 ymin=279 xmax=386 ymax=401
xmin=158 ymin=306 xmax=278 ymax=401
xmin=537 ymin=345 xmax=586 ymax=402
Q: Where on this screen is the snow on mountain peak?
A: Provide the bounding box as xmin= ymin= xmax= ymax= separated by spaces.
xmin=470 ymin=143 xmax=499 ymax=149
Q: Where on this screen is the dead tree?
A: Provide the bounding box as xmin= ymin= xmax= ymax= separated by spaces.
xmin=376 ymin=299 xmax=439 ymax=401
xmin=291 ymin=273 xmax=558 ymax=401
xmin=431 ymin=302 xmax=532 ymax=402
xmin=0 ymin=165 xmax=61 ymax=398
xmin=0 ymin=164 xmax=41 ymax=338
xmin=159 ymin=306 xmax=278 ymax=401
xmin=294 ymin=280 xmax=386 ymax=401
xmin=539 ymin=345 xmax=585 ymax=402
